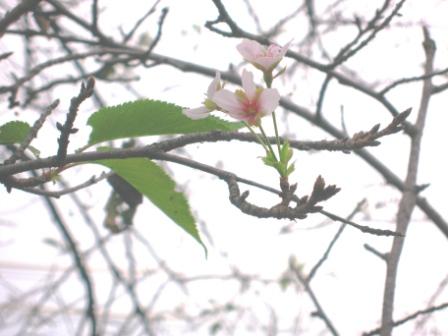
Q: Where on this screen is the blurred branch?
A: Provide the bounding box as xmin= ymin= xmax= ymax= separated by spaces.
xmin=0 ymin=50 xmax=109 ymax=106
xmin=16 ymin=172 xmax=110 ymax=197
xmin=290 ymin=257 xmax=339 ymax=336
xmin=330 ymin=0 xmax=406 ymax=67
xmin=381 ymin=65 xmax=448 ymax=95
xmin=0 ymin=0 xmax=42 ymax=37
xmin=364 ymin=301 xmax=448 ymax=336
xmin=122 ymin=0 xmax=161 ymax=42
xmin=41 ymin=191 xmax=97 ymax=335
xmin=66 ymin=185 xmax=156 ymax=336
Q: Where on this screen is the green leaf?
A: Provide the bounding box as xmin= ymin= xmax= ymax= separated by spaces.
xmin=286 ymin=162 xmax=295 ymax=176
xmin=87 ymin=99 xmax=243 ymax=145
xmin=262 ymin=151 xmax=277 ymax=167
xmin=280 ymin=140 xmax=293 ymax=163
xmin=92 ymin=155 xmax=206 ymax=255
xmin=0 ymin=121 xmax=31 ymax=145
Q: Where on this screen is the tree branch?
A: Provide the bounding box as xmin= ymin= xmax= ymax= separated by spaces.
xmin=380 ymin=27 xmax=435 ymax=336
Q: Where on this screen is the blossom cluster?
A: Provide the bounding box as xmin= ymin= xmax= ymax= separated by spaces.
xmin=183 ymin=39 xmax=289 ymax=126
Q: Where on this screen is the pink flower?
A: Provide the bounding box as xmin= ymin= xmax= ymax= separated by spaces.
xmin=237 ymin=39 xmax=290 ymax=72
xmin=183 ymin=72 xmax=222 ymax=120
xmin=212 ymin=70 xmax=280 ymax=126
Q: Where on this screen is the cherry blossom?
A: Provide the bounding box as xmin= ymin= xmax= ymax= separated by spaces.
xmin=212 ymin=70 xmax=280 ymax=126
xmin=237 ymin=39 xmax=290 ymax=72
xmin=183 ymin=72 xmax=222 ymax=119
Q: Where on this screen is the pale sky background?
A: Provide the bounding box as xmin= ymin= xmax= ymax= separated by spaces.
xmin=1 ymin=0 xmax=448 ymax=335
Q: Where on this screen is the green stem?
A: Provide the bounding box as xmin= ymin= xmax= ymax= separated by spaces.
xmin=244 ymin=122 xmax=270 ymax=155
xmin=264 ymin=72 xmax=282 ymax=160
xmin=258 ymin=123 xmax=278 ymax=161
xmin=271 ymin=111 xmax=282 ymax=155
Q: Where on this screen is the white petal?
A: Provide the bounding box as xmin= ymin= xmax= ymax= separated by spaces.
xmin=258 ymin=89 xmax=280 ymax=115
xmin=207 ymin=72 xmax=221 ymax=98
xmin=241 ymin=70 xmax=256 ymax=100
xmin=213 ymin=90 xmax=244 ymax=114
xmin=183 ymin=106 xmax=209 ymax=120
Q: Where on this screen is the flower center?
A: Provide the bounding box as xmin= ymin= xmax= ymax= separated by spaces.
xmin=242 ymin=97 xmax=259 ymax=115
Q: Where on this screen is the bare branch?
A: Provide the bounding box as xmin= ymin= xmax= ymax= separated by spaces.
xmin=380 ymin=27 xmax=436 ymax=336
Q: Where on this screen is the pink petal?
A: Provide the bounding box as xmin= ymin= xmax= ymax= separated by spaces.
xmin=258 ymin=89 xmax=280 ymax=115
xmin=207 ymin=72 xmax=221 ymax=98
xmin=252 ymin=56 xmax=280 ymax=71
xmin=241 ymin=70 xmax=256 ymax=100
xmin=213 ymin=90 xmax=244 ymax=115
xmin=237 ymin=39 xmax=263 ymax=62
xmin=183 ymin=106 xmax=209 ymax=120
xmin=227 ymin=110 xmax=252 ymax=123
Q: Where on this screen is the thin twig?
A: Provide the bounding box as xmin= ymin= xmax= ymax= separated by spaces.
xmin=16 ymin=172 xmax=111 ymax=197
xmin=364 ymin=301 xmax=448 ymax=336
xmin=143 ymin=7 xmax=168 ymax=57
xmin=55 ymin=78 xmax=95 ymax=163
xmin=122 ymin=0 xmax=161 ymax=43
xmin=307 ymin=199 xmax=366 ymax=282
xmin=330 ymin=0 xmax=406 ymax=67
xmin=5 ymin=100 xmax=60 ymax=164
xmin=290 ymin=257 xmax=339 ymax=336
xmin=363 ymin=243 xmax=387 ymax=262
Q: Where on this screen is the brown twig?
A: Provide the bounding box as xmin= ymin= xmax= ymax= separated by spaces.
xmin=226 ymin=174 xmax=340 ymax=220
xmin=55 ymin=78 xmax=95 ymax=163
